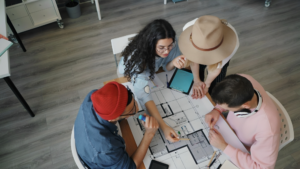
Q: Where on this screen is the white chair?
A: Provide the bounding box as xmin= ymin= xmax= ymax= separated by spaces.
xmin=266 ymin=92 xmax=294 ymax=151
xmin=71 ymin=126 xmax=85 ymax=169
xmin=111 ymin=33 xmax=137 ymax=67
xmin=183 ymin=18 xmax=197 ymax=31
xmin=91 ymin=0 xmax=101 ymax=20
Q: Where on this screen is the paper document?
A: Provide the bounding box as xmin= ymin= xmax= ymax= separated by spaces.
xmin=220 ymin=160 xmax=239 ymax=169
xmin=0 ymin=39 xmax=13 ymax=57
xmin=148 ymin=74 xmax=164 ymax=92
xmin=214 ymin=117 xmax=249 ymax=154
xmin=122 ymin=70 xmax=248 ymax=169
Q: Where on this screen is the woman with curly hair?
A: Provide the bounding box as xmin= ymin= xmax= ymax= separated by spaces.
xmin=118 ymin=19 xmax=186 ymax=142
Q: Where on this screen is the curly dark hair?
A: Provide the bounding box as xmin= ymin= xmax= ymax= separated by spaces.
xmin=122 ymin=19 xmax=176 ymax=81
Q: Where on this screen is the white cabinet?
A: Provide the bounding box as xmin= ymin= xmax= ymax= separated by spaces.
xmin=26 ymin=0 xmax=54 ymax=13
xmin=6 ymin=0 xmax=63 ymax=34
xmin=6 ymin=5 xmax=28 ymax=20
xmin=10 ymin=16 xmax=32 ymax=32
xmin=30 ymin=7 xmax=57 ymax=25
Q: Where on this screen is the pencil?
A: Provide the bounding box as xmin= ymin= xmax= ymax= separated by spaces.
xmin=209 ymin=152 xmax=221 ymax=167
xmin=208 ymin=153 xmax=221 ymax=167
xmin=150 ymin=79 xmax=157 ymax=87
xmin=207 ymin=151 xmax=216 ymax=167
xmin=179 ymin=138 xmax=190 ymax=140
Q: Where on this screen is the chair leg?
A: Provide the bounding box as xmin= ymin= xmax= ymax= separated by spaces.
xmin=265 ymin=0 xmax=271 ymax=7
xmin=114 ymin=54 xmax=118 ymax=67
xmin=4 ymin=77 xmax=35 ymax=117
xmin=95 ymin=0 xmax=102 ymax=20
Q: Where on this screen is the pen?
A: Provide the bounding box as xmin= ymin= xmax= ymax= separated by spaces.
xmin=209 ymin=159 xmax=216 ymax=168
xmin=184 ymin=125 xmax=188 ymax=133
xmin=166 ymin=74 xmax=169 ymax=87
xmin=209 ymin=152 xmax=221 ymax=167
xmin=138 ymin=115 xmax=146 ymax=122
xmin=181 ymin=126 xmax=188 ymax=137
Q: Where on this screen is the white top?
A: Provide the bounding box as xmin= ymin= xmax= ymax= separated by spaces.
xmin=183 ymin=18 xmax=240 ymax=68
xmin=0 ymin=0 xmax=10 ymax=79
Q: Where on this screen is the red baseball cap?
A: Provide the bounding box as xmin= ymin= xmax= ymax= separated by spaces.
xmin=91 ymin=82 xmax=128 ymax=120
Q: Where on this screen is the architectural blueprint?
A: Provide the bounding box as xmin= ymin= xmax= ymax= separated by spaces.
xmin=123 ymin=71 xmax=231 ymax=169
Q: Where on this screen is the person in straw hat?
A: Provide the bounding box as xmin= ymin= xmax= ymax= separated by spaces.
xmin=179 ymin=15 xmax=239 ymax=99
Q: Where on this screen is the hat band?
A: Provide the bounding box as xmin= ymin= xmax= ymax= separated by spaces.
xmin=190 ymin=33 xmax=224 ymax=51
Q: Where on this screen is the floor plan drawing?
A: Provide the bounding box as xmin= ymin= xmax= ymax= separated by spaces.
xmin=123 ymin=71 xmax=230 ymax=169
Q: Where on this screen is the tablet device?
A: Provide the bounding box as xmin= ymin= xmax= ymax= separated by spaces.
xmin=149 ymin=160 xmax=169 ymax=169
xmin=168 ymin=68 xmax=194 ymax=95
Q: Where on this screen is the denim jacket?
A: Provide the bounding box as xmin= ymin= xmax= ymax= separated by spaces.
xmin=74 ymin=90 xmax=136 ymax=169
xmin=118 ymin=41 xmax=181 ymax=106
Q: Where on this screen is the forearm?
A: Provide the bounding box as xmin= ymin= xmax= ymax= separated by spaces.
xmin=165 ymin=61 xmax=175 ymax=71
xmin=224 ymin=145 xmax=273 ymax=169
xmin=131 ymin=133 xmax=154 ymax=168
xmin=145 ymin=101 xmax=166 ymax=127
xmin=204 ymin=68 xmax=221 ymax=87
xmin=214 ymin=104 xmax=226 ymax=112
xmin=190 ymin=62 xmax=201 ymax=82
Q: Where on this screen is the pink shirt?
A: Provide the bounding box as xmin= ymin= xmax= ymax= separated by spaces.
xmin=215 ymin=74 xmax=281 ymax=169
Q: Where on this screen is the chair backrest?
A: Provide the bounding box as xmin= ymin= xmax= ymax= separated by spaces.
xmin=111 ymin=33 xmax=137 ymax=55
xmin=71 ymin=126 xmax=85 ymax=169
xmin=183 ymin=18 xmax=198 ymax=31
xmin=266 ymin=92 xmax=294 ymax=151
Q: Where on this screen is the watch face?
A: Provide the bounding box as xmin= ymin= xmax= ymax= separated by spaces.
xmin=144 ymin=85 xmax=150 ymax=94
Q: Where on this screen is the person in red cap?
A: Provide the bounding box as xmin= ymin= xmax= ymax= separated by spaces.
xmin=74 ymin=82 xmax=159 ymax=169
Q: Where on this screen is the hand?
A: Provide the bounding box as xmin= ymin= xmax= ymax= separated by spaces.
xmin=205 ymin=109 xmax=220 ymax=129
xmin=141 ymin=114 xmax=159 ymax=136
xmin=172 ymin=55 xmax=187 ymax=69
xmin=203 ymin=85 xmax=209 ymax=96
xmin=161 ymin=124 xmax=180 ymax=143
xmin=0 ymin=34 xmax=8 ymax=40
xmin=191 ymin=80 xmax=206 ymax=99
xmin=209 ymin=128 xmax=228 ymax=151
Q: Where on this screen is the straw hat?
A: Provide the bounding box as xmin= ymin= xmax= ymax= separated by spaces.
xmin=179 ymin=15 xmax=237 ymax=65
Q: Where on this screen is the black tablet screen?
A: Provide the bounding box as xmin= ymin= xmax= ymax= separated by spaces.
xmin=149 ymin=160 xmax=168 ymax=169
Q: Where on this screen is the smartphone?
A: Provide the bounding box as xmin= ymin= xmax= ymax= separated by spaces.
xmin=149 ymin=160 xmax=169 ymax=169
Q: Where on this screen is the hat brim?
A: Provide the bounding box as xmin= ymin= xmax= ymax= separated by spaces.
xmin=179 ymin=24 xmax=237 ymax=65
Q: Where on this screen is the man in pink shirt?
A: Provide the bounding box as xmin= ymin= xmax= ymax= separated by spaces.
xmin=205 ymin=74 xmax=281 ymax=169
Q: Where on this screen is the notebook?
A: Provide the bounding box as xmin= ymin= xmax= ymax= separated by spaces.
xmin=0 ymin=38 xmax=13 ymax=57
xmin=220 ymin=160 xmax=239 ymax=169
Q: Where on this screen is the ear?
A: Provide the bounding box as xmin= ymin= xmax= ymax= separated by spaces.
xmin=108 ymin=117 xmax=119 ymax=123
xmin=241 ymin=101 xmax=251 ymax=109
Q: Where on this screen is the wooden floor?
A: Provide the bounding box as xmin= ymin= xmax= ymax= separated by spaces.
xmin=0 ymin=0 xmax=299 ymax=168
